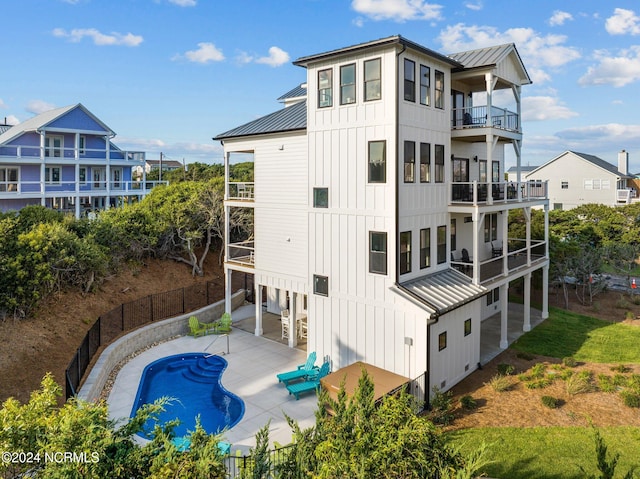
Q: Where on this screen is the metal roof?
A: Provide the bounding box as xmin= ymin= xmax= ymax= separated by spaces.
xmin=277 ymin=83 xmax=307 ymax=101
xmin=214 ymin=100 xmax=307 ymax=140
xmin=0 ymin=125 xmax=12 ymax=135
xmin=527 ymin=150 xmax=630 ymax=179
xmin=449 ymin=43 xmax=532 ymax=85
xmin=400 ymin=269 xmax=487 ymax=316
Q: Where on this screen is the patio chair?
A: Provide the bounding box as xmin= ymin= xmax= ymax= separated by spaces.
xmin=491 ymin=241 xmax=503 ymax=258
xmin=461 ymin=248 xmax=471 ymax=263
xmin=213 ymin=312 xmax=232 ymax=334
xmin=188 ymin=315 xmax=211 ymax=337
xmin=286 ymin=361 xmax=330 ymax=400
xmin=276 ymin=351 xmax=317 ymax=385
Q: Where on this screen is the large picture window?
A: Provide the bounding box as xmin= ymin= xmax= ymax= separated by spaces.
xmin=400 ymin=231 xmax=411 ymax=274
xmin=0 ymin=167 xmax=18 ymax=192
xmin=364 ymin=58 xmax=381 ymax=101
xmin=420 ymin=228 xmax=430 ymax=269
xmin=434 ymin=70 xmax=444 ymax=109
xmin=318 ymin=69 xmax=333 ymax=108
xmin=437 ymin=225 xmax=446 ymax=264
xmin=340 ymin=64 xmax=356 ymax=105
xmin=369 ymin=231 xmax=387 ymax=275
xmin=420 ymin=65 xmax=430 ymax=106
xmin=404 ymin=59 xmax=415 ymax=102
xmin=404 ymin=141 xmax=415 ymax=183
xmin=434 ymin=144 xmax=445 ymax=183
xmin=368 ymin=140 xmax=386 ymax=183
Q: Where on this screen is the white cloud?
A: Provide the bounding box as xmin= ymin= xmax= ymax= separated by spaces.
xmin=255 ymin=46 xmax=290 ymax=67
xmin=3 ymin=115 xmax=19 ymax=125
xmin=579 ymin=46 xmax=640 ymax=87
xmin=235 ymin=51 xmax=254 ymax=65
xmin=556 ymin=123 xmax=640 ymax=142
xmin=27 ymin=100 xmax=56 ymax=115
xmin=605 ymin=8 xmax=640 ymax=35
xmin=464 ymin=1 xmax=482 ymax=12
xmin=52 ymin=28 xmax=143 ymax=46
xmin=351 ymin=0 xmax=443 ymax=22
xmin=438 ymin=24 xmax=581 ymax=84
xmin=168 ymin=0 xmax=196 ymax=6
xmin=176 ymin=42 xmax=225 ymax=64
xmin=521 ymin=96 xmax=578 ymax=121
xmin=548 ymin=10 xmax=573 ymax=26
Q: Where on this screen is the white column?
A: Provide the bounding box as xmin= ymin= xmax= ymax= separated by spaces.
xmin=472 ymin=212 xmax=483 ymax=285
xmin=40 ymin=132 xmax=46 ymax=206
xmin=523 ymin=272 xmax=531 ymax=332
xmin=105 ymin=136 xmax=111 ymax=210
xmin=500 ymin=283 xmax=509 ymax=349
xmin=502 ymin=209 xmax=509 ymax=276
xmin=225 ymin=268 xmax=232 ymax=314
xmin=254 ymin=282 xmax=263 ymax=336
xmin=74 ymin=133 xmax=81 ymax=218
xmin=288 ymin=291 xmax=297 ymax=348
xmin=542 ymin=265 xmax=549 ymax=319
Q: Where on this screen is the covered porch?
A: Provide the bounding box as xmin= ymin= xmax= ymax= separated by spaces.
xmin=232 ymin=303 xmax=308 ymax=352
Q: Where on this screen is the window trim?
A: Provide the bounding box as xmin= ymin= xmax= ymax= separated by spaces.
xmin=419 ymin=64 xmax=430 ymax=106
xmin=364 ymin=58 xmax=381 ymax=102
xmin=313 ymin=187 xmax=329 ymax=208
xmin=438 ymin=331 xmax=447 ymax=351
xmin=434 ymin=144 xmax=445 ymax=183
xmin=0 ymin=166 xmax=19 ymax=192
xmin=45 ymin=135 xmax=64 ymax=158
xmin=451 ymin=218 xmax=457 ymax=252
xmin=420 ymin=227 xmax=430 ymax=269
xmin=369 ymin=231 xmax=388 ymax=275
xmin=79 ymin=167 xmax=87 ymax=185
xmin=313 ymin=274 xmax=329 ymax=297
xmin=464 ymin=318 xmax=471 ymax=336
xmin=339 ymin=63 xmax=356 ymax=105
xmin=437 ymin=225 xmax=447 ymax=264
xmin=45 ymin=166 xmax=61 ymax=184
xmin=420 ymin=142 xmax=431 ymax=183
xmin=404 ymin=58 xmax=415 ymax=102
xmin=404 ymin=140 xmax=415 ymax=183
xmin=434 ymin=70 xmax=444 ymax=109
xmin=318 ymin=68 xmax=333 ymax=108
xmin=79 ymin=135 xmax=86 ymax=156
xmin=400 ymin=231 xmax=412 ymax=275
xmin=368 ymin=140 xmax=386 ymax=184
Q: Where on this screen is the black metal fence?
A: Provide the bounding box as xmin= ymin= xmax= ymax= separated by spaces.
xmin=223 ymin=444 xmax=296 ymax=479
xmin=65 ymin=280 xmax=221 ymax=399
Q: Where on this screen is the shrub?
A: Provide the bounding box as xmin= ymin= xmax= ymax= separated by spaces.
xmin=610 ymin=364 xmax=630 ymax=373
xmin=497 ymin=363 xmax=515 ymax=376
xmin=429 ymin=387 xmax=455 ymax=425
xmin=597 ymin=374 xmax=616 ymax=393
xmin=620 ymin=390 xmax=640 ymax=408
xmin=460 ymin=394 xmax=477 ymax=410
xmin=562 ymin=356 xmax=577 ymax=367
xmin=486 ymin=374 xmax=512 ymax=392
xmin=625 ymin=310 xmax=635 ymax=320
xmin=525 ymin=378 xmax=552 ymax=389
xmin=529 ymin=363 xmax=547 ymax=379
xmin=541 ymin=396 xmax=559 ymax=409
xmin=627 ymin=374 xmax=640 ymax=393
xmin=566 ymin=370 xmax=594 ymax=395
xmin=615 ymin=296 xmax=631 ymax=309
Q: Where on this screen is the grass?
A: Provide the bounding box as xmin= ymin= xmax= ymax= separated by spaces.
xmin=510 ymin=307 xmax=640 ymax=363
xmin=446 ymin=427 xmax=640 ymax=479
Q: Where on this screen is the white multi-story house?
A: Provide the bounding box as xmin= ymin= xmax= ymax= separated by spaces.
xmin=216 ymin=36 xmax=550 ymax=395
xmin=526 ymin=150 xmax=636 ymax=210
xmin=0 ymin=103 xmax=159 ymax=218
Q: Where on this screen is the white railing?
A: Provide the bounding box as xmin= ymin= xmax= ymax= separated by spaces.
xmin=227 ymin=240 xmax=254 ymax=266
xmin=227 ymin=182 xmax=254 ymax=200
xmin=450 ymin=180 xmax=547 ymax=205
xmin=0 ymin=180 xmax=167 ymax=196
xmin=0 ymin=144 xmax=145 ymax=162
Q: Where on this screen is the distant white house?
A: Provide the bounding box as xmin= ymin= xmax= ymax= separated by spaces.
xmin=133 ymin=158 xmax=183 ymax=178
xmin=506 ymin=165 xmax=536 ymax=183
xmin=526 ymin=150 xmax=636 ymax=210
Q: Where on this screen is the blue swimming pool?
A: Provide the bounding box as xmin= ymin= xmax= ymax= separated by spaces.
xmin=131 ymin=353 xmax=245 ymax=440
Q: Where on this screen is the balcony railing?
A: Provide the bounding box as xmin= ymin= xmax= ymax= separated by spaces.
xmin=227 ymin=182 xmax=254 ymax=201
xmin=452 ymin=105 xmax=519 ymax=132
xmin=0 ymin=180 xmax=167 ymax=196
xmin=227 ymin=240 xmax=254 ymax=266
xmin=450 ymin=180 xmax=547 ymax=205
xmin=0 ymin=145 xmax=145 ymax=162
xmin=452 ymin=238 xmax=547 ymax=284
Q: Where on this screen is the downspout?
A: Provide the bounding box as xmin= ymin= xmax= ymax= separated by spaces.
xmin=395 ymin=43 xmax=405 ymax=285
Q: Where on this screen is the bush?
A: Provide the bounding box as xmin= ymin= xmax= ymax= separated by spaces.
xmin=428 ymin=387 xmax=455 ymax=425
xmin=562 ymin=356 xmax=577 ymax=367
xmin=497 ymin=363 xmax=515 ymax=375
xmin=486 ymin=374 xmax=512 ymax=392
xmin=566 ymin=371 xmax=594 ymax=395
xmin=460 ymin=395 xmax=477 ymax=410
xmin=615 ymin=296 xmax=631 ymax=309
xmin=597 ymin=374 xmax=617 ymax=393
xmin=541 ymin=396 xmax=559 ymax=409
xmin=525 ymin=378 xmax=553 ymax=389
xmin=620 ymin=390 xmax=640 ymax=408
xmin=610 ymin=364 xmax=630 ymax=373
xmin=625 ymin=310 xmax=635 ymax=320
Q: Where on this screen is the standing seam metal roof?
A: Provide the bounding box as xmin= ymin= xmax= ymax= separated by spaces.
xmin=214 ymin=100 xmax=307 ymax=140
xmin=277 ymin=84 xmax=307 ymax=101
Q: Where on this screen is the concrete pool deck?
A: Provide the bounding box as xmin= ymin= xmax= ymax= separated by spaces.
xmin=106 ymin=305 xmax=318 ymax=454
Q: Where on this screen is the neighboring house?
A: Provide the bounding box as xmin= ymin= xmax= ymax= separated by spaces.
xmin=0 ymin=103 xmax=157 ymax=218
xmin=506 ymin=165 xmax=536 ymax=183
xmin=133 ymin=158 xmax=184 ymax=178
xmin=215 ymin=36 xmax=550 ymax=396
xmin=526 ymin=150 xmax=635 ymax=210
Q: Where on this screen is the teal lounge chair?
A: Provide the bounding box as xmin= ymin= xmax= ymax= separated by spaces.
xmin=276 ymin=352 xmax=317 ymax=385
xmin=286 ymin=361 xmax=330 ymax=400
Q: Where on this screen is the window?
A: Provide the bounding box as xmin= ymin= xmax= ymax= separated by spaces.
xmin=593 ymin=179 xmax=601 ymax=190
xmin=404 ymin=141 xmax=415 ymax=183
xmin=451 ymin=219 xmax=457 ymax=252
xmin=79 ymin=167 xmax=87 ymax=185
xmin=340 ymin=64 xmax=356 ymax=105
xmin=584 ymin=179 xmax=593 ymax=190
xmin=368 ymin=140 xmax=386 ymax=183
xmin=561 ymin=181 xmax=568 ymax=189
xmin=602 ymin=180 xmax=610 ymax=189
xmin=434 ymin=70 xmax=444 ymax=109
xmin=492 ymin=161 xmax=500 ymax=183
xmin=318 ymin=69 xmax=333 ymax=108
xmin=464 ymin=318 xmax=471 ymax=336
xmin=404 ymin=59 xmax=415 ymax=102
xmin=45 ymin=166 xmax=61 ymax=184
xmin=313 ymin=187 xmax=328 ymax=208
xmin=45 ymin=135 xmax=63 ymax=158
xmin=420 ymin=143 xmax=430 ymax=182
xmin=494 ymin=287 xmax=499 ymax=303
xmin=484 ymin=213 xmax=498 ymax=242
xmin=438 ymin=331 xmax=447 ymax=351
xmin=434 ymin=144 xmax=444 ymax=183
xmin=400 ymin=231 xmax=411 ymax=274
xmin=479 ymin=160 xmax=487 ymax=182
xmin=0 ymin=167 xmax=18 ymax=192
xmin=369 ymin=231 xmax=387 ymax=275
xmin=79 ymin=135 xmax=86 ymax=155
xmin=486 ymin=292 xmax=493 ymax=306
xmin=419 ymin=65 xmax=430 ymax=106
xmin=111 ymin=168 xmax=122 ymax=189
xmin=313 ymin=275 xmax=328 ymax=296
xmin=437 ymin=225 xmax=446 ymax=264
xmin=420 ymin=228 xmax=430 ymax=269
xmin=364 ymin=58 xmax=381 ymax=101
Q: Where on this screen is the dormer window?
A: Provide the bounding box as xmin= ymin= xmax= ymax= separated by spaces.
xmin=318 ymin=68 xmax=333 ymax=108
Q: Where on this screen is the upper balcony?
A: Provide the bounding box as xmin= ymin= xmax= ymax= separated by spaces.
xmin=451 ymin=105 xmax=521 ymax=142
xmin=0 ymin=144 xmax=146 ymax=163
xmin=227 ymin=182 xmax=255 ymax=201
xmin=449 ymin=180 xmax=547 ymax=210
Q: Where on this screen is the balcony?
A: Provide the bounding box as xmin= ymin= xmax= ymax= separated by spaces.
xmin=227 ymin=240 xmax=254 ymax=267
xmin=227 ymin=182 xmax=255 ymax=201
xmin=452 ymin=105 xmax=519 ymax=131
xmin=0 ymin=180 xmax=167 ymax=198
xmin=0 ymin=145 xmax=146 ymax=163
xmin=450 ymin=180 xmax=547 ymax=206
xmin=452 ymin=238 xmax=547 ymax=284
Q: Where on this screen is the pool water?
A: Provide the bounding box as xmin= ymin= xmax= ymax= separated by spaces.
xmin=131 ymin=353 xmax=245 ymax=440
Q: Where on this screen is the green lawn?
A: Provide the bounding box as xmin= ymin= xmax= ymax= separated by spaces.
xmin=447 ymin=427 xmax=640 ymax=479
xmin=444 ymin=307 xmax=640 ymax=478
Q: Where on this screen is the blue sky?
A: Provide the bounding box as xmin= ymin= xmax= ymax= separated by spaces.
xmin=2 ymin=0 xmax=640 ymax=171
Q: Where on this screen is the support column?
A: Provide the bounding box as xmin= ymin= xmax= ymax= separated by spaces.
xmin=472 ymin=211 xmax=484 ymax=285
xmin=523 ymin=272 xmax=531 ymax=332
xmin=225 ymin=268 xmax=232 ymax=314
xmin=254 ymin=282 xmax=263 ymax=336
xmin=75 ymin=133 xmax=81 ymax=219
xmin=105 ymin=137 xmax=111 ymax=210
xmin=500 ymin=283 xmax=509 ymax=349
xmin=542 ymin=265 xmax=549 ymax=319
xmin=288 ymin=291 xmax=297 ymax=348
xmin=40 ymin=132 xmax=46 ymax=206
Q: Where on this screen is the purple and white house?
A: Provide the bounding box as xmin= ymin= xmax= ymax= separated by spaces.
xmin=0 ymin=103 xmax=161 ymax=218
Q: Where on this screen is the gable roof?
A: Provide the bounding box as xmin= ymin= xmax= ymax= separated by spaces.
xmin=277 ymin=83 xmax=307 ymax=101
xmin=214 ymin=100 xmax=307 ymax=140
xmin=0 ymin=103 xmax=114 ymax=146
xmin=507 ymin=165 xmax=537 ymax=173
xmin=527 ymin=151 xmax=630 ymax=178
xmin=449 ymin=43 xmax=532 ymax=86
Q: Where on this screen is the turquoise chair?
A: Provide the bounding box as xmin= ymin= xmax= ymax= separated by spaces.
xmin=276 ymin=352 xmax=317 ymax=385
xmin=286 ymin=361 xmax=330 ymax=400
